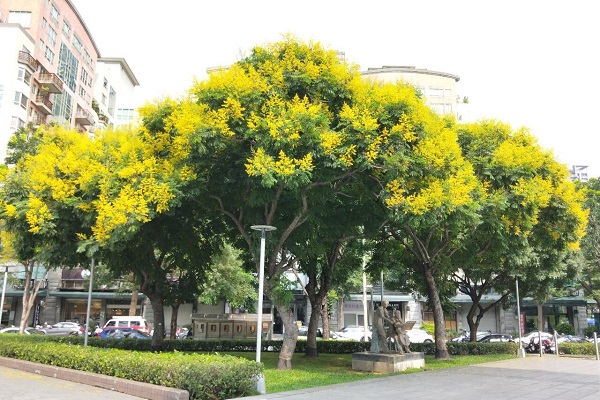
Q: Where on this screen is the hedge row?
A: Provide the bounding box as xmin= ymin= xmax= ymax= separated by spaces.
xmin=0 ymin=335 xmax=261 ymax=400
xmin=556 ymin=341 xmax=599 ymax=356
xmin=48 ymin=335 xmax=522 ymax=355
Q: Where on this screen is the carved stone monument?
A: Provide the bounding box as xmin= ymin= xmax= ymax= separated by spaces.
xmin=352 ymin=304 xmax=425 ymax=373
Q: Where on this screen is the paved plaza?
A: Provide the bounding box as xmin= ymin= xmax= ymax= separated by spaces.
xmin=238 ymin=355 xmax=600 ymax=400
xmin=2 ymin=355 xmax=600 ymax=399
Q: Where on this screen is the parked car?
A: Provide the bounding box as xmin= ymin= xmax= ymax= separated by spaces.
xmin=42 ymin=321 xmax=84 ymax=336
xmin=297 ymin=326 xmax=337 ymax=340
xmin=451 ymin=331 xmax=490 ymax=342
xmin=98 ymin=327 xmax=151 ymax=339
xmin=406 ymin=329 xmax=434 ymax=343
xmin=103 ymin=316 xmax=150 ymax=334
xmin=477 ymin=333 xmax=514 ymax=343
xmin=520 ymin=331 xmax=553 ymax=344
xmin=334 ymin=325 xmax=372 ymax=342
xmin=0 ymin=327 xmax=46 ymax=335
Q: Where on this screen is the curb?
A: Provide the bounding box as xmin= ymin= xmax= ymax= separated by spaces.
xmin=0 ymin=357 xmax=189 ymax=400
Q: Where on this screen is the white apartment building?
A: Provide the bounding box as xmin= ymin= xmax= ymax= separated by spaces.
xmin=361 ymin=65 xmax=470 ymax=121
xmin=93 ymin=57 xmax=140 ymax=130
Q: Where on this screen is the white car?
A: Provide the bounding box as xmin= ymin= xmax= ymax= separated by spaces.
xmin=0 ymin=327 xmax=46 ymax=335
xmin=406 ymin=329 xmax=434 ymax=343
xmin=520 ymin=331 xmax=553 ymax=344
xmin=334 ymin=325 xmax=372 ymax=342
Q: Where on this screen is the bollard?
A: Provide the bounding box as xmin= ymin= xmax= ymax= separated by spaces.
xmin=554 ymin=330 xmax=559 ymax=356
xmin=538 ymin=331 xmax=543 ymax=357
xmin=595 ymin=332 xmax=599 ymax=361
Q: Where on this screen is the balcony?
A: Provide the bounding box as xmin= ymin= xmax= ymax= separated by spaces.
xmin=75 ymin=110 xmax=94 ymax=126
xmin=32 ymin=95 xmax=53 ymax=115
xmin=18 ymin=51 xmax=38 ymax=72
xmin=29 ymin=115 xmax=46 ymax=127
xmin=37 ymin=73 xmax=64 ymax=94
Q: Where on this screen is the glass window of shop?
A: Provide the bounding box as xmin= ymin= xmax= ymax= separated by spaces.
xmin=64 ymin=299 xmax=101 ymax=324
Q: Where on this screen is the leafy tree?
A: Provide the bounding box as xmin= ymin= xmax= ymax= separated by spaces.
xmin=578 ymin=178 xmax=600 ymax=310
xmin=198 ymin=242 xmax=257 ymax=310
xmin=452 ymin=120 xmax=588 ymax=340
xmin=142 ymin=37 xmax=398 ymax=369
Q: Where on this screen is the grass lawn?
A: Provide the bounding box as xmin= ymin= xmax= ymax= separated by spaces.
xmin=228 ymin=352 xmax=516 ymax=393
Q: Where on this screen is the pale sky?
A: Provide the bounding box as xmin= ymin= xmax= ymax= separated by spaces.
xmin=73 ymin=0 xmax=599 ymax=178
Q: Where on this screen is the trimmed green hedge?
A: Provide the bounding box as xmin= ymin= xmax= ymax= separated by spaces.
xmin=556 ymin=341 xmax=598 ymax=356
xmin=0 ymin=335 xmax=261 ymax=400
xmin=45 ymin=335 xmax=523 ymax=355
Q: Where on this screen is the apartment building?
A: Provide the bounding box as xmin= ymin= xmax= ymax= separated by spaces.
xmin=361 ymin=65 xmax=470 ymax=121
xmin=93 ymin=57 xmax=140 ymax=130
xmin=0 ymin=0 xmax=99 ymax=162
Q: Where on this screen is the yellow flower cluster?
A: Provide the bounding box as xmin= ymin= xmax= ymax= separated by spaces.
xmin=25 ymin=195 xmax=52 ymax=233
xmin=245 ymin=148 xmax=313 ymax=178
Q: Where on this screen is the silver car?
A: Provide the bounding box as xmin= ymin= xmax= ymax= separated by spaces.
xmin=42 ymin=322 xmax=84 ymax=336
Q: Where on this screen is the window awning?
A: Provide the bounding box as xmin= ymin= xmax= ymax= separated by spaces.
xmin=49 ymin=291 xmax=146 ymax=300
xmin=522 ymin=297 xmax=588 ymax=307
xmin=0 ymin=289 xmax=48 ymax=298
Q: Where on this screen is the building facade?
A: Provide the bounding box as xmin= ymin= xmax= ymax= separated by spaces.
xmin=0 ymin=0 xmax=99 ymax=162
xmin=93 ymin=57 xmax=140 ymax=130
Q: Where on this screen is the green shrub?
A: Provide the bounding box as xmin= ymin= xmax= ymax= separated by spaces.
xmin=556 ymin=341 xmax=596 ymax=356
xmin=0 ymin=336 xmax=261 ymax=400
xmin=554 ymin=323 xmax=575 ymax=335
xmin=585 ymin=325 xmax=598 ymax=338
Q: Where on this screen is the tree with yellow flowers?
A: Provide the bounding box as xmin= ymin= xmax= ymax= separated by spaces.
xmin=450 ymin=120 xmax=588 ymax=341
xmin=0 ymin=124 xmax=221 ymax=349
xmin=140 ymin=36 xmax=482 ymax=364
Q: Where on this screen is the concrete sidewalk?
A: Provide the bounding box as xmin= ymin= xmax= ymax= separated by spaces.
xmin=237 ymin=356 xmax=600 ymax=400
xmin=0 ymin=357 xmax=188 ymax=400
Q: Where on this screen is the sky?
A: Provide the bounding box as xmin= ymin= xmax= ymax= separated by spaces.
xmin=73 ymin=0 xmax=599 ymax=178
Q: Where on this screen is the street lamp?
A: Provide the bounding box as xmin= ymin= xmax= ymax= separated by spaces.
xmin=515 ymin=275 xmax=525 ymax=357
xmin=83 ymin=258 xmax=95 ymax=347
xmin=1 ymin=266 xmax=8 ymax=326
xmin=250 ymin=224 xmax=276 ymax=395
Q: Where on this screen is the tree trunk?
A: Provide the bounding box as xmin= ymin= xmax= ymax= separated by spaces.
xmin=305 ymin=299 xmax=321 ymax=357
xmin=275 ymin=304 xmax=298 ymax=370
xmin=321 ymin=296 xmax=331 ymax=340
xmin=147 ymin=292 xmax=165 ymax=351
xmin=423 ymin=265 xmax=450 ymax=359
xmin=170 ymin=303 xmax=180 ymax=340
xmin=19 ymin=261 xmax=47 ymax=333
xmin=336 ymin=297 xmax=344 ymax=332
xmin=129 ymin=289 xmax=139 ymax=316
xmin=537 ymin=304 xmax=544 ymax=331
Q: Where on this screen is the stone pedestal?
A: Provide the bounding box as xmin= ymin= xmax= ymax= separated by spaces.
xmin=352 ymin=352 xmax=425 ymax=373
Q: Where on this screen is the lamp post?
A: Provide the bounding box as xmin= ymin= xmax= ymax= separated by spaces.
xmin=83 ymin=258 xmax=94 ymax=347
xmin=250 ymin=225 xmax=276 ymax=395
xmin=1 ymin=266 xmax=8 ymax=326
xmin=515 ymin=275 xmax=525 ymax=357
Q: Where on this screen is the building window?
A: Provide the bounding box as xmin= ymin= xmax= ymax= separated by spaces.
xmin=57 ymin=43 xmax=78 ymax=91
xmin=444 ymin=89 xmax=452 ymax=98
xmin=14 ymin=92 xmax=28 ymax=109
xmin=44 ymin=46 xmax=55 ymax=64
xmin=50 ymin=5 xmax=60 ymax=24
xmin=116 ymin=108 xmax=135 ymax=122
xmin=103 ymin=78 xmax=108 ymax=89
xmin=102 ymin=94 xmax=107 ymax=105
xmin=429 ymin=88 xmax=444 ymax=98
xmin=62 ymin=21 xmax=71 ymax=38
xmin=430 ymin=104 xmax=444 ymax=114
xmin=39 ymin=39 xmax=45 ymax=51
xmin=47 ymin=26 xmax=57 ymax=47
xmin=11 ymin=116 xmax=25 ymax=130
xmin=72 ymin=35 xmax=83 ymax=54
xmin=8 ymin=11 xmax=32 ymax=28
xmin=42 ymin=18 xmax=47 ymax=28
xmin=17 ymin=67 xmax=32 ymax=85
